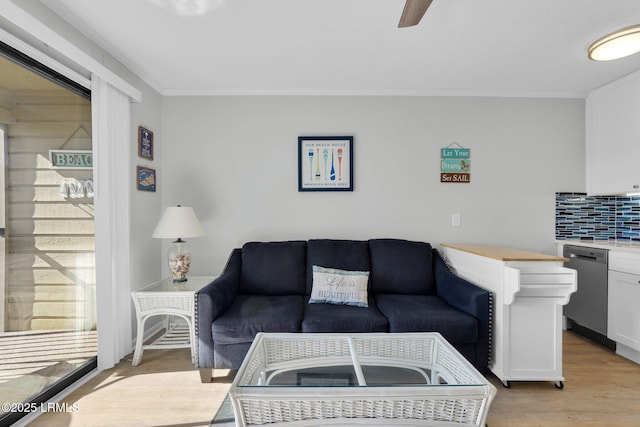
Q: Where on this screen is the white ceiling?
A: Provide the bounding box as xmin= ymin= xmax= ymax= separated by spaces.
xmin=41 ymin=0 xmax=640 ymax=97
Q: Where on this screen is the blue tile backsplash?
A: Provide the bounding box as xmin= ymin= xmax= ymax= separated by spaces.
xmin=556 ymin=192 xmax=640 ymax=242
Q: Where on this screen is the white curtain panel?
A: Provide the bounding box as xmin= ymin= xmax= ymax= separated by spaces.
xmin=92 ymin=74 xmax=133 ymax=370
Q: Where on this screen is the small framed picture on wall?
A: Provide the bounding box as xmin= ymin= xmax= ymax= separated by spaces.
xmin=298 ymin=136 xmax=353 ymax=192
xmin=138 ymin=126 xmax=154 ymax=160
xmin=137 ymin=166 xmax=156 ymax=192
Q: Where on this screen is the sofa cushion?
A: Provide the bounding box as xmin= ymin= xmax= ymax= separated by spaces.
xmin=302 ymin=296 xmax=388 ymax=333
xmin=375 ymin=294 xmax=478 ymax=344
xmin=212 ymin=295 xmax=304 ymax=344
xmin=309 ymin=265 xmax=369 ymax=307
xmin=306 ymin=239 xmax=370 ymax=295
xmin=369 ymin=239 xmax=435 ymax=295
xmin=240 ymin=241 xmax=306 ymax=295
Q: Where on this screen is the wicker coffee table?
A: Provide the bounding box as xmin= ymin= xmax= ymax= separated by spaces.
xmin=229 ymin=332 xmax=495 ymax=427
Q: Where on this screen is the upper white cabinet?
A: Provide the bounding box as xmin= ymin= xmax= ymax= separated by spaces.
xmin=586 ymin=69 xmax=640 ymax=195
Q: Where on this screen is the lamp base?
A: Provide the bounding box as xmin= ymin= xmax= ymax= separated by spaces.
xmin=168 ymin=239 xmax=191 ymax=282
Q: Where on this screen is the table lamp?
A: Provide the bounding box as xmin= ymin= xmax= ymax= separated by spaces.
xmin=152 ymin=205 xmax=204 ymax=282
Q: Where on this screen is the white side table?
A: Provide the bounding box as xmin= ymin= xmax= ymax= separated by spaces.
xmin=131 ymin=276 xmax=215 ymax=366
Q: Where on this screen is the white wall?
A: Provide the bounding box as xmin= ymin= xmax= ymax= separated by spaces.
xmin=130 ymin=86 xmax=163 ymax=289
xmin=161 ymin=96 xmax=585 ymax=276
xmin=129 ymin=81 xmax=163 ymax=335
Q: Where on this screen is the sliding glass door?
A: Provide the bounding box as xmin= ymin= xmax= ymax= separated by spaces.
xmin=0 ymin=51 xmax=96 ymax=425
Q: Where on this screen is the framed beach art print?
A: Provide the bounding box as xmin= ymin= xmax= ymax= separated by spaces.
xmin=137 ymin=166 xmax=156 ymax=192
xmin=298 ymin=136 xmax=353 ymax=192
xmin=138 ymin=125 xmax=154 ymax=160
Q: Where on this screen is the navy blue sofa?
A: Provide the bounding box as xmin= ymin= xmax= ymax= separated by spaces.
xmin=196 ymin=239 xmax=491 ymax=382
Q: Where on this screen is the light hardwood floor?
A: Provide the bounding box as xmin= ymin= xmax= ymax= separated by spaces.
xmin=27 ymin=331 xmax=640 ymax=427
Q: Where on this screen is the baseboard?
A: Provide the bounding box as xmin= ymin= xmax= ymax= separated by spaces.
xmin=616 ymin=343 xmax=640 ymax=365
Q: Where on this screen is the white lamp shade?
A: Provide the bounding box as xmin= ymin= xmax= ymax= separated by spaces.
xmin=152 ymin=206 xmax=204 ymax=239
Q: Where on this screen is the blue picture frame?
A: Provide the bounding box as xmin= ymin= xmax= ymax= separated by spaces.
xmin=138 ymin=125 xmax=154 ymax=160
xmin=137 ymin=166 xmax=156 ymax=192
xmin=298 ymin=136 xmax=353 ymax=192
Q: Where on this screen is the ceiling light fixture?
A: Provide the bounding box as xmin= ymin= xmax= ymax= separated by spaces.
xmin=588 ymin=25 xmax=640 ymax=61
xmin=145 ymin=0 xmax=224 ymax=16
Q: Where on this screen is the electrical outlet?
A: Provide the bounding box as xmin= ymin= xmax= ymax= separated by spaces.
xmin=451 ymin=213 xmax=461 ymax=227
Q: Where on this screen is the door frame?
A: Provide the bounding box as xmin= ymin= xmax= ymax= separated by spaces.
xmin=0 ymin=124 xmax=5 ymax=332
xmin=1 ymin=4 xmax=141 ymax=368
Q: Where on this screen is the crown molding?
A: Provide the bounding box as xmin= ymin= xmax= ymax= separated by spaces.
xmin=160 ymin=87 xmax=587 ymax=99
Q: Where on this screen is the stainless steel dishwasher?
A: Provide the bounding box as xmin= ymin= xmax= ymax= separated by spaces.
xmin=563 ymin=245 xmax=615 ymax=349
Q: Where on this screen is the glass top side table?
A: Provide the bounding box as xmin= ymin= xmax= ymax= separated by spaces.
xmin=130 ymin=276 xmax=215 ymax=366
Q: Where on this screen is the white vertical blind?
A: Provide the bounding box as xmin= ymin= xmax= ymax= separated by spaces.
xmin=92 ymin=74 xmax=132 ymax=370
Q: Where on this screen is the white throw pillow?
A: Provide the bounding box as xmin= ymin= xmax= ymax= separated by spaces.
xmin=309 ymin=265 xmax=369 ymax=307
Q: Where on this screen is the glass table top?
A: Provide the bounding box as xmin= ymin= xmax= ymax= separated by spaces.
xmin=138 ymin=276 xmax=215 ymax=293
xmin=235 ymin=333 xmax=489 ymax=389
xmin=242 ymin=364 xmax=476 ymax=388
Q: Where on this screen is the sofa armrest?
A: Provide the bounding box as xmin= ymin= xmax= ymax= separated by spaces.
xmin=196 ymin=248 xmax=241 ymax=369
xmin=433 ymin=249 xmax=492 ymax=369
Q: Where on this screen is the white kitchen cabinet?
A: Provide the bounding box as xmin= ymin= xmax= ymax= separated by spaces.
xmin=586 ymin=69 xmax=640 ymax=195
xmin=441 ymin=244 xmax=576 ymax=389
xmin=608 ymin=251 xmax=640 ymax=359
xmin=608 ymin=271 xmax=640 ymax=350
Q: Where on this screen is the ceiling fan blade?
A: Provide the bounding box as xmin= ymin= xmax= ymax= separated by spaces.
xmin=398 ymin=0 xmax=434 ymax=28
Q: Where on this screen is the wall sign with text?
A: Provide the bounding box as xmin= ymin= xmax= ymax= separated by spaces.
xmin=49 ymin=150 xmax=93 ymax=169
xmin=440 ymin=144 xmax=470 ymax=183
xmin=138 ymin=126 xmax=154 ymax=160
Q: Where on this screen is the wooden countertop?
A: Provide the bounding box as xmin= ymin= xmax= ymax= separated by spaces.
xmin=441 ymin=243 xmax=568 ymax=262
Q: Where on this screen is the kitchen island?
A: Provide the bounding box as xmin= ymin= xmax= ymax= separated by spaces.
xmin=441 ymin=243 xmax=577 ymax=388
